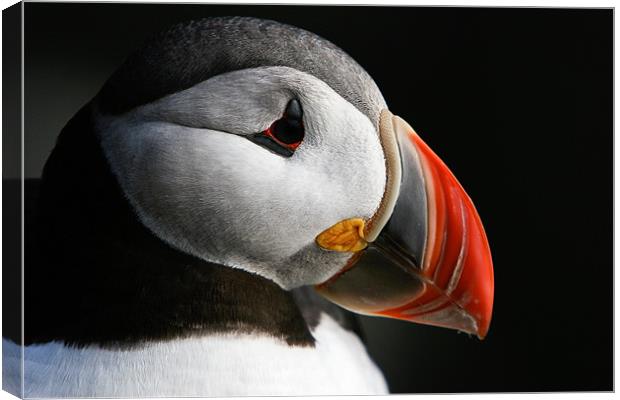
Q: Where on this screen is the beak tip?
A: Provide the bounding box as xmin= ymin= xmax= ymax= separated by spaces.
xmin=474 ymin=290 xmax=494 ymax=340
xmin=476 ymin=313 xmax=492 ymax=340
xmin=476 ymin=319 xmax=491 ymax=340
xmin=465 ymin=261 xmax=494 ymax=340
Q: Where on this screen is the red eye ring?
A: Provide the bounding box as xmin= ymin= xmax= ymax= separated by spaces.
xmin=263 ymin=121 xmax=303 ymax=151
xmin=248 ymin=99 xmax=304 ymax=158
xmin=261 ymin=99 xmax=305 ymax=152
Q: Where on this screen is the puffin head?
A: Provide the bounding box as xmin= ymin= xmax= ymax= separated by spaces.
xmin=93 ymin=17 xmax=494 ymax=338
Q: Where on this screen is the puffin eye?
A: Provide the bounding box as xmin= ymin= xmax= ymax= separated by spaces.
xmin=248 ymin=99 xmax=305 ymax=157
xmin=268 ymin=117 xmax=304 ymax=146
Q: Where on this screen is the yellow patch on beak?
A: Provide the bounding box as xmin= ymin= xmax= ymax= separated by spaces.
xmin=316 ymin=218 xmax=368 ymax=252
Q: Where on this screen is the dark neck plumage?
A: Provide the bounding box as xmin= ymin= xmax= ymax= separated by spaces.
xmin=22 ymin=104 xmax=320 ymax=348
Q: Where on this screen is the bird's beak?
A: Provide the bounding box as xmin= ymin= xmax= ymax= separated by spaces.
xmin=315 ymin=110 xmax=494 ymax=339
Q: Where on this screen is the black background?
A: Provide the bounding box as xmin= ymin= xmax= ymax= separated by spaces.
xmin=23 ymin=3 xmax=612 ymax=393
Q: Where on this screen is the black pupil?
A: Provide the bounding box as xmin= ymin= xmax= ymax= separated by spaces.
xmin=272 ymin=99 xmax=304 ymax=145
xmin=272 ymin=119 xmax=303 ymax=144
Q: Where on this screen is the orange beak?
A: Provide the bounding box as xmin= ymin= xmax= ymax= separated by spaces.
xmin=315 ymin=110 xmax=494 ymax=339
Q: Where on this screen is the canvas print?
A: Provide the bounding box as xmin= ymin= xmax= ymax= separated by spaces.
xmin=2 ymin=3 xmax=613 ymax=398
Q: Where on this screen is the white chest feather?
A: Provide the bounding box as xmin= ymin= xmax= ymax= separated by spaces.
xmin=3 ymin=314 xmax=388 ymax=397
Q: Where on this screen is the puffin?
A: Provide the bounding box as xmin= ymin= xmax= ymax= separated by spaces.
xmin=3 ymin=17 xmax=494 ymax=397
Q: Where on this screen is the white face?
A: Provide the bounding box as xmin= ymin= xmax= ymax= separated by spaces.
xmin=95 ymin=66 xmax=387 ymax=289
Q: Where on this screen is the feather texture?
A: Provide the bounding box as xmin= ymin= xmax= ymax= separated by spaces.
xmin=5 ymin=314 xmax=388 ymax=397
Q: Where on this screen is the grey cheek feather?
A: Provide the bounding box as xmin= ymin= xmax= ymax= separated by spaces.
xmin=141 ymin=67 xmax=299 ymax=135
xmin=95 ymin=67 xmax=386 ymax=290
